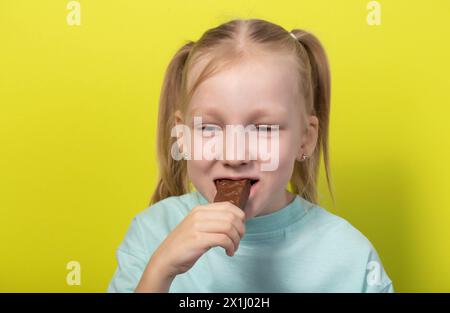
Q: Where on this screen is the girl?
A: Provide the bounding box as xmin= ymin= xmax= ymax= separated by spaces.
xmin=108 ymin=18 xmax=394 ymax=293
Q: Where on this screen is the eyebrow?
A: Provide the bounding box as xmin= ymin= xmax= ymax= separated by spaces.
xmin=247 ymin=107 xmax=288 ymax=119
xmin=189 ymin=107 xmax=223 ymax=122
xmin=189 ymin=105 xmax=288 ymax=120
xmin=189 ymin=105 xmax=222 ymax=116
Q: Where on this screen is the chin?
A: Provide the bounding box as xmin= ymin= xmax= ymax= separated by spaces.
xmin=244 ymin=199 xmax=262 ymax=218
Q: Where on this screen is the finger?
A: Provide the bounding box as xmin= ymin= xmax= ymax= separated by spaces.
xmin=193 ymin=209 xmax=245 ymax=238
xmin=200 ymin=233 xmax=236 ymax=256
xmin=195 ymin=220 xmax=241 ymax=252
xmin=206 ymin=202 xmax=246 ymax=222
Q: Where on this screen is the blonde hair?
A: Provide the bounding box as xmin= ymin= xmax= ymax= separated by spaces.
xmin=150 ymin=18 xmax=335 ymax=207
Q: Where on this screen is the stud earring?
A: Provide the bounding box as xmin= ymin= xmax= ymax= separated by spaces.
xmin=301 ymin=153 xmax=309 ymax=161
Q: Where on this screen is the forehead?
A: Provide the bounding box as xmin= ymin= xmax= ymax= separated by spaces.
xmin=187 ymin=53 xmax=300 ymax=118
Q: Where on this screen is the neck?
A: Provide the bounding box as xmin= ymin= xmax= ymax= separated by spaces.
xmin=257 ymin=190 xmax=296 ymax=217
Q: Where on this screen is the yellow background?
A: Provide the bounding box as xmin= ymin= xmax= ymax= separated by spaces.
xmin=1 ymin=0 xmax=449 ymax=292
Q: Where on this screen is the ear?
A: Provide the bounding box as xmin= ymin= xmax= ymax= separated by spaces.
xmin=173 ymin=110 xmax=184 ymax=152
xmin=174 ymin=110 xmax=184 ymax=126
xmin=296 ymin=115 xmax=319 ymax=161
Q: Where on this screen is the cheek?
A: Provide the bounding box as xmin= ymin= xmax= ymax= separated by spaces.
xmin=279 ymin=134 xmax=300 ymax=164
xmin=263 ymin=134 xmax=298 ymax=183
xmin=276 ymin=148 xmax=296 ymax=181
xmin=186 ymin=159 xmax=217 ymax=201
xmin=187 ymin=160 xmax=208 ymax=177
xmin=186 ymin=159 xmax=214 ymax=188
xmin=259 ymin=132 xmax=298 ymax=163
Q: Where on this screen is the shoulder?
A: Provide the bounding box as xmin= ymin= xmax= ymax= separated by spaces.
xmin=302 ymin=200 xmax=375 ymax=254
xmin=134 ymin=191 xmax=201 ymax=232
xmin=300 ymin=199 xmax=394 ymax=291
xmin=139 ymin=191 xmax=199 ymax=219
xmin=116 ymin=191 xmax=202 ymax=257
xmin=130 ymin=191 xmax=204 ymax=242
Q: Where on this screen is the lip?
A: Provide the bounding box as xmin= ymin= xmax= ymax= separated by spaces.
xmin=249 ymin=180 xmax=259 ymax=199
xmin=213 ymin=177 xmax=259 ymax=186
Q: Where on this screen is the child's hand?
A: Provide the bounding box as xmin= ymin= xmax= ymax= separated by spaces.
xmin=150 ymin=202 xmax=246 ymax=279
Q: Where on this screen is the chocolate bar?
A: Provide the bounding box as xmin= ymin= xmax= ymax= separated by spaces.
xmin=214 ymin=179 xmax=251 ymax=210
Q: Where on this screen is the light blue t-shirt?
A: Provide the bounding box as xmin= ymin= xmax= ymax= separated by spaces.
xmin=107 ymin=191 xmax=394 ymax=292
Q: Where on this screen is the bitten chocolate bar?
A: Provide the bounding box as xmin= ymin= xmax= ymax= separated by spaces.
xmin=214 ymin=179 xmax=251 ymax=210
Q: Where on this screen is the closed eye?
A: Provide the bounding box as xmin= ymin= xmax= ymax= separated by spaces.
xmin=255 ymin=124 xmax=276 ymax=132
xmin=198 ymin=124 xmax=222 ymax=136
xmin=201 ymin=124 xmax=221 ymax=131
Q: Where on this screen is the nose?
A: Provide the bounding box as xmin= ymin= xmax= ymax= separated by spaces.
xmin=221 ymin=138 xmax=251 ymax=168
xmin=222 ymin=157 xmax=249 ymax=168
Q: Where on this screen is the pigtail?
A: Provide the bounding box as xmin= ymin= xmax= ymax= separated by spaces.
xmin=290 ymin=29 xmax=335 ymax=207
xmin=150 ymin=41 xmax=195 ymax=205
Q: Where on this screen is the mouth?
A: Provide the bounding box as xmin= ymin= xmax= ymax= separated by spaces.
xmin=214 ymin=178 xmax=259 ymax=186
xmin=213 ymin=178 xmax=260 ymax=209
